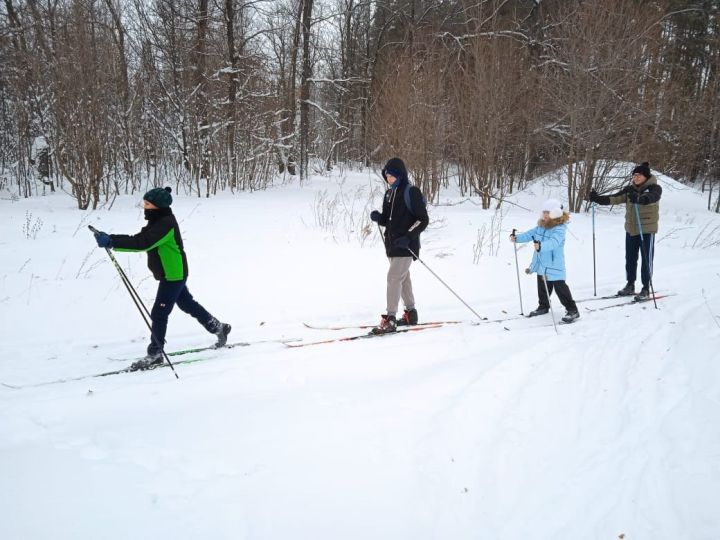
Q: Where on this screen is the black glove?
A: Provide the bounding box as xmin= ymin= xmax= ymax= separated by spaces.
xmin=95 ymin=232 xmax=112 ymax=248
xmin=509 ymin=232 xmax=517 ymax=242
xmin=589 ymin=190 xmax=611 ymax=205
xmin=394 ymin=236 xmax=410 ymax=250
xmin=370 ymin=210 xmax=381 ymax=223
xmin=533 ymin=240 xmax=541 ymax=252
xmin=627 ymin=190 xmax=639 ymax=203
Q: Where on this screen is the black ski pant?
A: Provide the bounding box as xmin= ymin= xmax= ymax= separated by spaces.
xmin=625 ymin=232 xmax=654 ymax=289
xmin=148 ymin=280 xmax=215 ymax=355
xmin=537 ymin=276 xmax=578 ymax=313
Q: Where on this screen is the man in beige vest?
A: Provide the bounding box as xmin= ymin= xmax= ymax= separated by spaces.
xmin=588 ymin=162 xmax=662 ymax=300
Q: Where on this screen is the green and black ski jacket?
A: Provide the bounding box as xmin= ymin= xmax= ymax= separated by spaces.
xmin=110 ymin=208 xmax=188 ymax=282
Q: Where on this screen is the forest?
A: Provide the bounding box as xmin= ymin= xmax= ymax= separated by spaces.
xmin=1 ymin=0 xmax=718 ymax=211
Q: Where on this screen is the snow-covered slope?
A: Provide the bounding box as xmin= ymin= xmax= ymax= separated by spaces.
xmin=1 ymin=167 xmax=719 ymax=539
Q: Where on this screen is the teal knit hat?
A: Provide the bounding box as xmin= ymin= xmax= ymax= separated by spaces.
xmin=143 ymin=186 xmax=173 ymax=208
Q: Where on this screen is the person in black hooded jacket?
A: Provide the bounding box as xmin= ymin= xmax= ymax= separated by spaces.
xmin=93 ymin=187 xmax=231 ymax=370
xmin=369 ymin=157 xmax=429 ymax=334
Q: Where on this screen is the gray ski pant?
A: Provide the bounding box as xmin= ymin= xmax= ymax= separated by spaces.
xmin=386 ymin=256 xmax=415 ymax=317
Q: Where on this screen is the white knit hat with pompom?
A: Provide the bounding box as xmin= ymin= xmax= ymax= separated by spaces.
xmin=542 ymin=199 xmax=564 ymax=219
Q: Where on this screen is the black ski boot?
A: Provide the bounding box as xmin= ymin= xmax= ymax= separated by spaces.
xmin=617 ymin=282 xmax=635 ymax=296
xmin=208 ymin=317 xmax=232 ymax=348
xmin=561 ymin=310 xmax=580 ymax=323
xmin=370 ymin=314 xmax=397 ymax=335
xmin=397 ymin=308 xmax=418 ymax=326
xmin=130 ymin=351 xmax=164 ymax=371
xmin=528 ymin=306 xmax=549 ymax=317
xmin=634 ymin=287 xmax=650 ymax=301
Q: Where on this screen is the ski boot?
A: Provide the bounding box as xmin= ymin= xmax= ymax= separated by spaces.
xmin=561 ymin=310 xmax=580 ymax=323
xmin=208 ymin=317 xmax=232 ymax=348
xmin=397 ymin=308 xmax=418 ymax=326
xmin=634 ymin=287 xmax=650 ymax=301
xmin=528 ymin=306 xmax=549 ymax=317
xmin=617 ymin=282 xmax=635 ymax=296
xmin=130 ymin=351 xmax=164 ymax=371
xmin=370 ymin=314 xmax=397 ymax=335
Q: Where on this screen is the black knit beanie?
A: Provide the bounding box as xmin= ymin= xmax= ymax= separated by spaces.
xmin=632 ymin=162 xmax=651 ymax=179
xmin=144 ymin=186 xmax=173 ymax=208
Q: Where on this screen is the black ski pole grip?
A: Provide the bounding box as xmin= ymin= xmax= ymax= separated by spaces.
xmin=88 ymin=225 xmax=99 ymax=234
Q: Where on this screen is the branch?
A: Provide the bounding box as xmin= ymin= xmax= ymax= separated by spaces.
xmin=302 ymin=100 xmax=347 ymax=130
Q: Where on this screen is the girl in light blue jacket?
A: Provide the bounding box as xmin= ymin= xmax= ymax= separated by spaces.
xmin=510 ymin=199 xmax=579 ymax=323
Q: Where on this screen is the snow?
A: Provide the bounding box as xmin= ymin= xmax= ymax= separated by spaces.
xmin=31 ymin=135 xmax=49 ymax=154
xmin=1 ymin=165 xmax=719 ymax=539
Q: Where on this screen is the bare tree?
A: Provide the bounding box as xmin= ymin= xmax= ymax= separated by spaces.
xmin=1 ymin=0 xmax=719 ymax=212
xmin=532 ymin=0 xmax=653 ymax=211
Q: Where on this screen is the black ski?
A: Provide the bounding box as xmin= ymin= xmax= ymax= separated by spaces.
xmin=575 ymin=293 xmax=626 ymax=303
xmin=500 ymin=294 xmax=673 ymax=331
xmin=108 ymin=338 xmax=298 ymax=362
xmin=286 ymin=323 xmax=445 ymax=348
xmin=486 ymin=294 xmax=658 ymax=321
xmin=2 ymin=338 xmax=299 ymax=390
xmin=2 ymin=360 xmax=189 ymax=390
xmin=584 ymin=293 xmax=673 ymax=312
xmin=571 ymin=291 xmax=665 ymax=304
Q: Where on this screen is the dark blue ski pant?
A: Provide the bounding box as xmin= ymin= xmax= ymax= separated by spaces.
xmin=148 ymin=280 xmax=214 ymax=355
xmin=625 ymin=232 xmax=655 ymax=289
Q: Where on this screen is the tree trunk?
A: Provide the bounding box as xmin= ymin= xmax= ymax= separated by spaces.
xmin=225 ymin=0 xmax=238 ymax=189
xmin=299 ymin=0 xmax=314 ymax=181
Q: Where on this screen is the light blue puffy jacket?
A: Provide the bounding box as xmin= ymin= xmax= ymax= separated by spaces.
xmin=515 ymin=222 xmax=568 ymax=281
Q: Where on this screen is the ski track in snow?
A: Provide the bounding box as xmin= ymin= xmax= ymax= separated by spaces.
xmin=1 ymin=167 xmax=720 ymax=539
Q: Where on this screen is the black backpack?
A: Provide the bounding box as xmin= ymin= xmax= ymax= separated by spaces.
xmin=403 ymin=184 xmax=427 ymax=217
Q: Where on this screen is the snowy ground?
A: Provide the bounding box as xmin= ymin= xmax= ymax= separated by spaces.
xmin=1 ymin=166 xmax=719 ymax=539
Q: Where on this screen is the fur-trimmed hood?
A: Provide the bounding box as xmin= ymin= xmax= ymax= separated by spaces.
xmin=537 ymin=212 xmax=570 ymax=229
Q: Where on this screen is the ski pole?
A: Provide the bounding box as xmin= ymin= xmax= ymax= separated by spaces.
xmin=377 ymin=224 xmax=485 ymax=322
xmin=512 ymin=228 xmax=524 ymax=315
xmin=93 ymin=233 xmax=153 ymax=323
xmin=541 ymin=272 xmax=558 ymax=335
xmin=89 ymin=226 xmax=152 ymax=322
xmin=407 ymin=247 xmax=485 ymax=322
xmin=633 ymin=204 xmax=658 ymax=309
xmin=88 ymin=225 xmax=179 ymax=378
xmin=592 ymin=203 xmax=597 ymax=296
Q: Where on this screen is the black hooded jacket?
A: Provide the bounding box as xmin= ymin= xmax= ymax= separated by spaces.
xmin=376 ymin=176 xmax=429 ymax=258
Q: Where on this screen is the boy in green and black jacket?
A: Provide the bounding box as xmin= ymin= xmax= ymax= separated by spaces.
xmin=94 ymin=187 xmax=230 ymax=370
